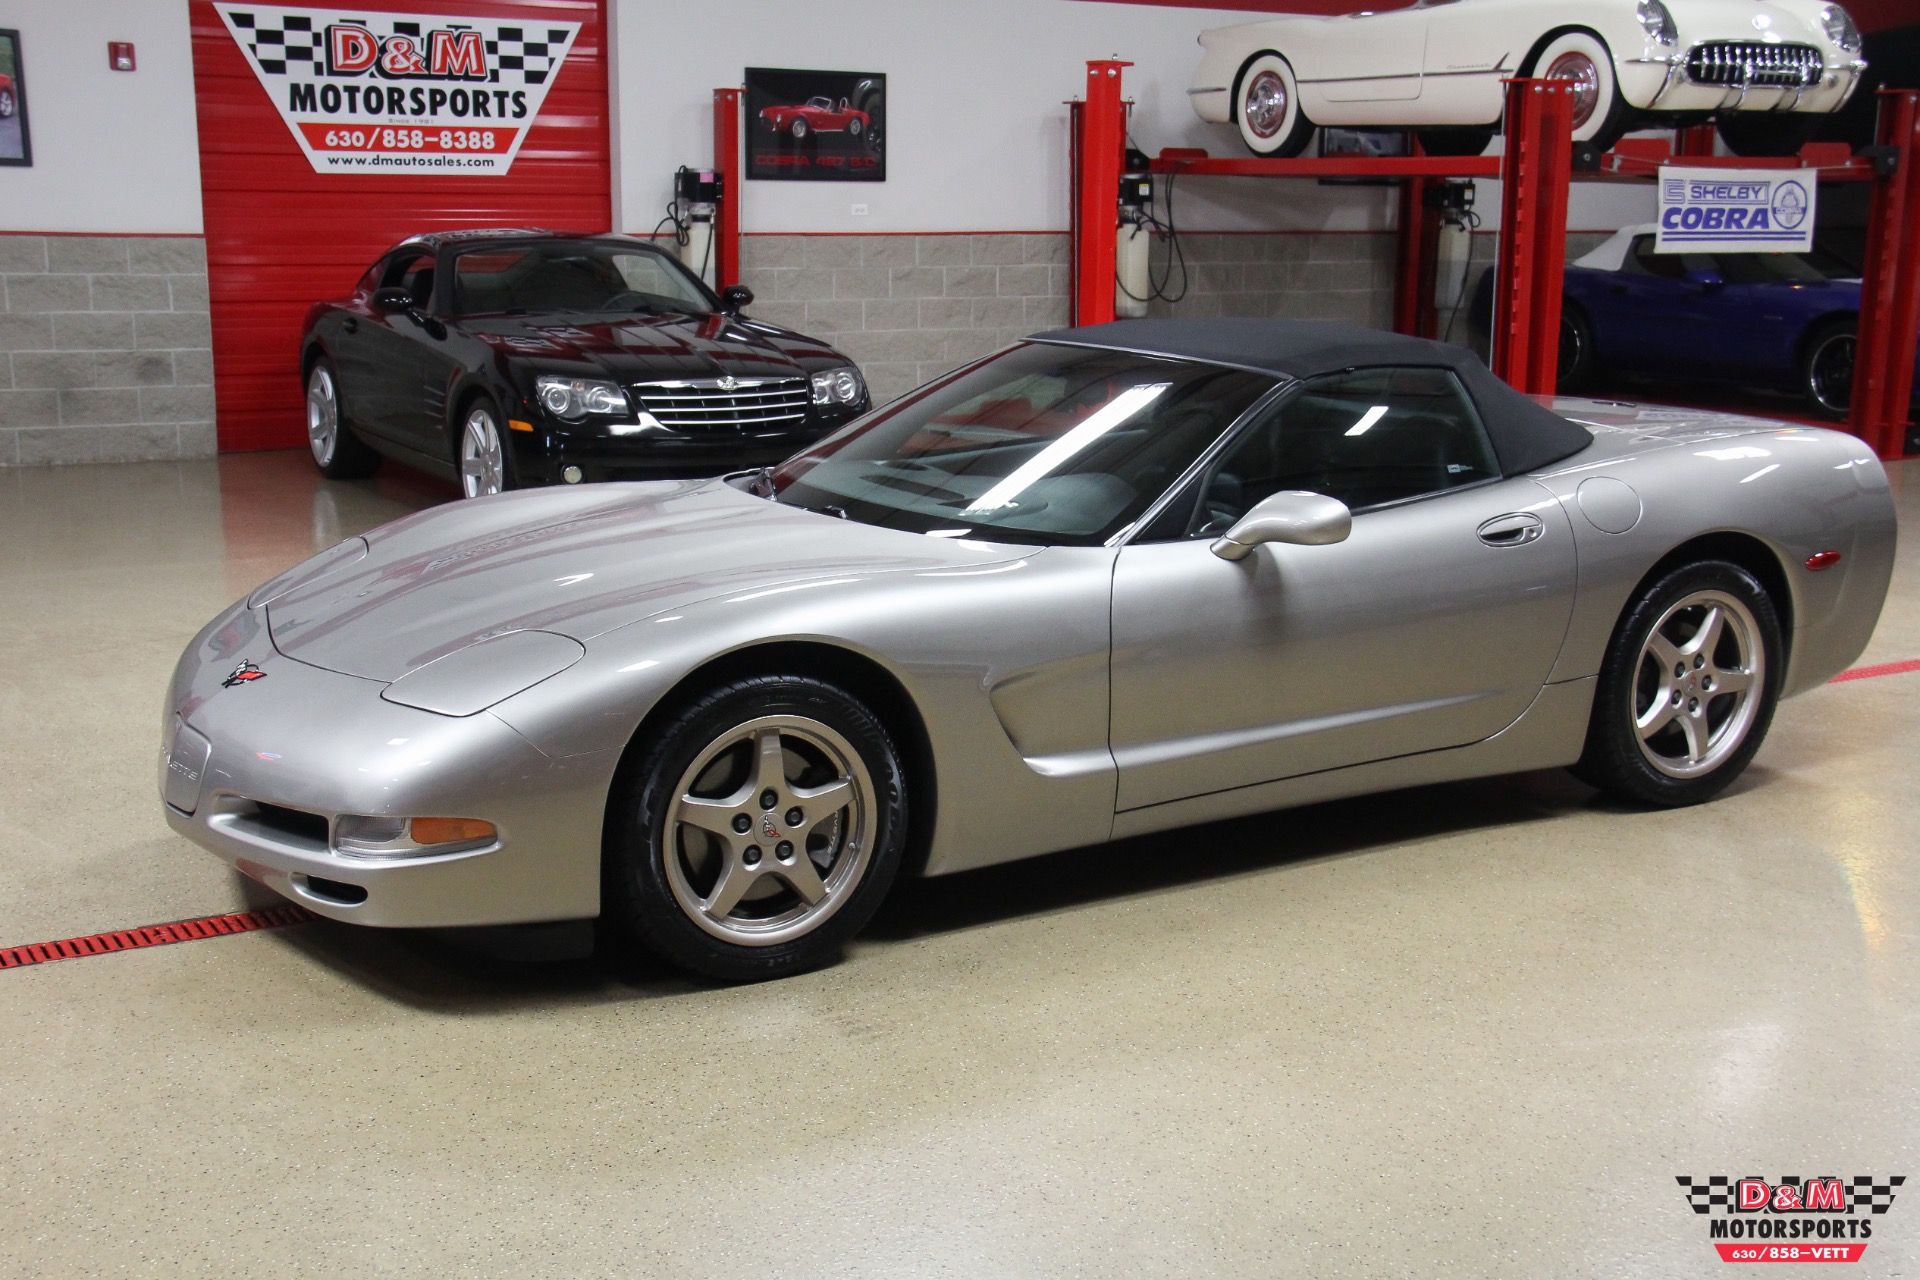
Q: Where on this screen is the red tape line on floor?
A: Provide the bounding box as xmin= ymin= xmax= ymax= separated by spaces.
xmin=0 ymin=905 xmax=315 ymax=972
xmin=1830 ymin=658 xmax=1920 ymax=684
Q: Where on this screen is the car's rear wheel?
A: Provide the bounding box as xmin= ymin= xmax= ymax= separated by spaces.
xmin=1556 ymin=301 xmax=1596 ymax=392
xmin=1525 ymin=31 xmax=1627 ymax=150
xmin=848 ymin=117 xmax=863 ymax=138
xmin=604 ymin=676 xmax=909 ymax=982
xmin=1235 ymin=53 xmax=1314 ymax=158
xmin=1800 ymin=319 xmax=1856 ymax=420
xmin=0 ymin=89 xmax=14 ymax=119
xmin=790 ymin=116 xmax=809 ymax=141
xmin=1574 ymin=560 xmax=1782 ymax=808
xmin=305 ymin=358 xmax=381 ymax=480
xmin=456 ymin=396 xmax=512 ymax=498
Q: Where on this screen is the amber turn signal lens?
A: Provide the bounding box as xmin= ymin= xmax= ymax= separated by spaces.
xmin=507 ymin=419 xmax=535 ymax=433
xmin=408 ymin=817 xmax=497 ymax=845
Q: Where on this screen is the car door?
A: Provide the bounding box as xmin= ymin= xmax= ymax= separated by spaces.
xmin=352 ymin=249 xmax=438 ymax=448
xmin=1308 ymin=9 xmax=1427 ymax=103
xmin=1420 ymin=0 xmax=1513 ymax=122
xmin=1108 ymin=366 xmax=1576 ymax=813
xmin=1583 ymin=236 xmax=1698 ymax=375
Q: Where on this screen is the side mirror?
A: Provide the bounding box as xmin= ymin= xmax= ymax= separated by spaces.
xmin=1210 ymin=490 xmax=1352 ymax=561
xmin=1689 ymin=271 xmax=1726 ymax=292
xmin=720 ymin=284 xmax=754 ymax=313
xmin=371 ymin=287 xmax=415 ymax=312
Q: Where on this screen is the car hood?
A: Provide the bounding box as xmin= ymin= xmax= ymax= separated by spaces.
xmin=263 ymin=480 xmax=1030 ymax=682
xmin=466 ymin=310 xmax=847 ymax=383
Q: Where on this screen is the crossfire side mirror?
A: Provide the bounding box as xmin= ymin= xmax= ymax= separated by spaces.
xmin=1210 ymin=490 xmax=1353 ymax=561
xmin=720 ymin=284 xmax=754 ymax=314
xmin=371 ymin=287 xmax=416 ymax=312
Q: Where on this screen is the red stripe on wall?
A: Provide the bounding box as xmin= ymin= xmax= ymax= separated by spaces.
xmin=190 ymin=0 xmax=612 ymax=452
xmin=0 ymin=906 xmax=314 ymax=972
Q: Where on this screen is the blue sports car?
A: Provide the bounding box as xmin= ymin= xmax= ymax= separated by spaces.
xmin=1475 ymin=224 xmax=1917 ymax=420
xmin=1558 ymin=224 xmax=1917 ymax=419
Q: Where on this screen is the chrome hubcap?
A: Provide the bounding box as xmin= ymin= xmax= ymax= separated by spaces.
xmin=666 ymin=716 xmax=874 ymax=946
xmin=306 ymin=367 xmax=338 ymax=466
xmin=1809 ymin=333 xmax=1855 ymax=414
xmin=1632 ymin=590 xmax=1764 ymax=779
xmin=1243 ymin=69 xmax=1289 ymax=140
xmin=1546 ymin=52 xmax=1601 ymax=130
xmin=458 ymin=409 xmax=503 ymax=497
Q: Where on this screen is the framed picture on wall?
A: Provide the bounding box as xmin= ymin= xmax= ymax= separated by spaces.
xmin=0 ymin=29 xmax=30 ymax=167
xmin=745 ymin=67 xmax=883 ymax=182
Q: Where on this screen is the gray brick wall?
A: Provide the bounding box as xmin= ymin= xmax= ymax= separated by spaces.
xmin=727 ymin=232 xmax=1396 ymax=404
xmin=0 ymin=235 xmax=216 ymax=467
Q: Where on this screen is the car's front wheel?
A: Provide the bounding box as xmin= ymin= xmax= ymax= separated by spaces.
xmin=456 ymin=396 xmax=512 ymax=498
xmin=1574 ymin=560 xmax=1782 ymax=807
xmin=790 ymin=117 xmax=809 ymax=141
xmin=1235 ymin=53 xmax=1314 ymax=158
xmin=1527 ymin=31 xmax=1627 ymax=150
xmin=305 ymin=358 xmax=381 ymax=479
xmin=604 ymin=676 xmax=909 ymax=982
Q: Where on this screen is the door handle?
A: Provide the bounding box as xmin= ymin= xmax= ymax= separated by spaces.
xmin=343 ymin=318 xmax=358 ymax=334
xmin=1477 ymin=512 xmax=1544 ymax=547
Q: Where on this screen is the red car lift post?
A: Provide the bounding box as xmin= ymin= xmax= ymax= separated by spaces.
xmin=712 ymin=87 xmax=743 ymax=291
xmin=1075 ymin=60 xmax=1131 ymax=327
xmin=1851 ymin=89 xmax=1920 ymax=461
xmin=1489 ymin=78 xmax=1576 ymax=395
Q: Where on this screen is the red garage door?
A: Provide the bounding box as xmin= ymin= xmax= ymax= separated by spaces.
xmin=190 ymin=0 xmax=610 ymax=451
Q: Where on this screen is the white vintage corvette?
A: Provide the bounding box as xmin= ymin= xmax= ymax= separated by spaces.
xmin=1188 ymin=0 xmax=1867 ymax=157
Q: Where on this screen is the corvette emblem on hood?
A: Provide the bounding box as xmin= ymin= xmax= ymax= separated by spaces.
xmin=222 ymin=660 xmax=267 ymax=688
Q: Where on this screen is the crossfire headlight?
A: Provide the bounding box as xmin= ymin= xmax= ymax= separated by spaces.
xmin=810 ymin=366 xmax=865 ymax=407
xmin=536 ymin=375 xmax=630 ymax=421
xmin=1636 ymin=0 xmax=1677 ymax=46
xmin=1820 ymin=4 xmax=1861 ymax=53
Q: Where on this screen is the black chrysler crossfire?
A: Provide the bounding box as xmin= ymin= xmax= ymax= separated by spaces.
xmin=299 ymin=229 xmax=871 ymax=496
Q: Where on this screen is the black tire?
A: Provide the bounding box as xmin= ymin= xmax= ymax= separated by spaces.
xmin=1556 ymin=301 xmax=1596 ymax=393
xmin=604 ymin=676 xmax=910 ymax=982
xmin=1799 ymin=318 xmax=1856 ymax=420
xmin=790 ymin=117 xmax=809 ymax=141
xmin=1718 ymin=115 xmax=1821 ymax=158
xmin=1416 ymin=127 xmax=1496 ymax=157
xmin=304 ymin=357 xmax=381 ymax=480
xmin=0 ymin=89 xmax=14 ymax=119
xmin=1573 ymin=560 xmax=1783 ymax=808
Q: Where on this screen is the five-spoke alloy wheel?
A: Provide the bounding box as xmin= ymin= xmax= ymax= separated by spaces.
xmin=304 ymin=357 xmax=380 ymax=479
xmin=1576 ymin=560 xmax=1782 ymax=807
xmin=458 ymin=398 xmax=509 ymax=498
xmin=606 ymin=676 xmax=909 ymax=981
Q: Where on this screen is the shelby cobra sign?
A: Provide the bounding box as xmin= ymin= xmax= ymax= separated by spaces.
xmin=215 ymin=4 xmax=579 ymax=175
xmin=1656 ymin=165 xmax=1817 ymax=254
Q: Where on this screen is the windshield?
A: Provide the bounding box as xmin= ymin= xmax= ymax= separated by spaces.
xmin=768 ymin=343 xmax=1278 ymax=546
xmin=451 ymin=240 xmax=717 ymax=317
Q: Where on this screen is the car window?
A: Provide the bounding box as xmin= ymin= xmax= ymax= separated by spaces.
xmin=379 ymin=252 xmax=437 ymax=306
xmin=1627 ymin=236 xmax=1688 ymax=281
xmin=1185 ymin=365 xmax=1500 ymax=536
xmin=1713 ymin=249 xmax=1858 ymax=284
xmin=450 ymin=241 xmax=714 ymax=316
xmin=769 ymin=343 xmax=1277 ymax=546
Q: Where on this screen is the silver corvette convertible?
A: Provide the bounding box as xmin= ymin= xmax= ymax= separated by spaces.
xmin=163 ymin=320 xmax=1896 ymax=980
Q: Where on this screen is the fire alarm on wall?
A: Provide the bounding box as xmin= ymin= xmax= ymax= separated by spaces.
xmin=108 ymin=42 xmax=136 ymax=72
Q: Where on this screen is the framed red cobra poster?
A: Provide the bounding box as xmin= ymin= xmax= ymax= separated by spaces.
xmin=746 ymin=66 xmax=883 ymax=182
xmin=0 ymin=29 xmax=31 ymax=167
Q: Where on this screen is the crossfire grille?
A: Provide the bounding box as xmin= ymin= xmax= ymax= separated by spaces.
xmin=1685 ymin=42 xmax=1824 ymax=88
xmin=631 ymin=378 xmax=811 ymax=433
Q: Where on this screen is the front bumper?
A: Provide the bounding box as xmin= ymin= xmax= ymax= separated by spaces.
xmin=1621 ymin=54 xmax=1865 ymax=116
xmin=161 ymin=627 xmax=615 ymax=928
xmin=509 ymin=409 xmax=861 ymax=485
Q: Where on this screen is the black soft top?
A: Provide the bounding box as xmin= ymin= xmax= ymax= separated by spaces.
xmin=1033 ymin=318 xmax=1593 ymax=477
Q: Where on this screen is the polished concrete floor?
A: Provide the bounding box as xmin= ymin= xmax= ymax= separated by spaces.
xmin=1 ymin=451 xmax=1916 ymax=1278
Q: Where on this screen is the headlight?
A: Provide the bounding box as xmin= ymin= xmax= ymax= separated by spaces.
xmin=535 ymin=375 xmax=630 ymax=421
xmin=810 ymin=365 xmax=865 ymax=407
xmin=1635 ymin=0 xmax=1677 ymax=46
xmin=1820 ymin=4 xmax=1861 ymax=52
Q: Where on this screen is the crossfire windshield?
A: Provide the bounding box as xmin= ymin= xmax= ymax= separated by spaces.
xmin=768 ymin=343 xmax=1278 ymax=546
xmin=451 ymin=240 xmax=717 ymax=317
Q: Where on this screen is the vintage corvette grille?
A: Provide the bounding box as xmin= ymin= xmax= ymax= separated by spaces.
xmin=630 ymin=378 xmax=811 ymax=433
xmin=1685 ymin=42 xmax=1823 ymax=88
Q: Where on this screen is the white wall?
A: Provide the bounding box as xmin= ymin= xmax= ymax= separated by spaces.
xmin=0 ymin=0 xmax=204 ymax=234
xmin=610 ymin=0 xmax=1397 ymax=236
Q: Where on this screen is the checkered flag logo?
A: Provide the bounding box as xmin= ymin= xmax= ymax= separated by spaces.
xmin=1677 ymin=1175 xmax=1905 ymax=1214
xmin=223 ymin=9 xmax=322 ymax=77
xmin=1676 ymin=1176 xmax=1735 ymax=1215
xmin=1851 ymin=1176 xmax=1906 ymax=1215
xmin=220 ymin=8 xmax=576 ymax=89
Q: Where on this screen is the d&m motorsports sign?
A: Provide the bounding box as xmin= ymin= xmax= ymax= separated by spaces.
xmin=216 ymin=4 xmax=579 ymax=174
